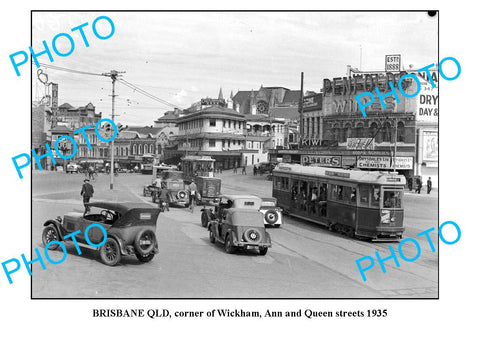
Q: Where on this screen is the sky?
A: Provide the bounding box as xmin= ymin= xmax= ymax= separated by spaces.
xmin=31 ymin=11 xmax=438 ymax=126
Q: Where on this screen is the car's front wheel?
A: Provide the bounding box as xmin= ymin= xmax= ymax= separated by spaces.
xmin=42 ymin=225 xmax=59 ymax=249
xmin=201 ymin=210 xmax=210 ymax=228
xmin=259 ymin=247 xmax=268 ymax=256
xmin=99 ymin=238 xmax=121 ymax=266
xmin=135 ymin=252 xmax=155 ymax=263
xmin=224 ymin=233 xmax=236 ymax=254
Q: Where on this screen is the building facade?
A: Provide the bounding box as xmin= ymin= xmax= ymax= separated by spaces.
xmin=175 ymin=105 xmax=247 ymax=169
xmin=57 ymin=102 xmax=102 ymax=130
xmin=271 ymin=67 xmax=438 ymax=187
xmin=232 ymin=86 xmax=301 ymax=118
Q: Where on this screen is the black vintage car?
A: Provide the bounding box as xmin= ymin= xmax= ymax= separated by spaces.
xmin=208 ymin=208 xmax=272 ymax=255
xmin=151 ymin=170 xmax=190 ymax=207
xmin=41 ymin=202 xmax=160 ymax=266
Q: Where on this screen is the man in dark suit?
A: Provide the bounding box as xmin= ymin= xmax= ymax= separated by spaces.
xmin=81 ymin=178 xmax=94 ymax=215
xmin=427 ymin=177 xmax=432 ymax=194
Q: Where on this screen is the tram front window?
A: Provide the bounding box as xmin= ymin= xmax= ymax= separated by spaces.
xmin=383 ymin=190 xmax=402 ymax=208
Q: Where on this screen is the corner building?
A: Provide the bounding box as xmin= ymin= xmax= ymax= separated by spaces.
xmin=294 ymin=69 xmax=437 ymax=187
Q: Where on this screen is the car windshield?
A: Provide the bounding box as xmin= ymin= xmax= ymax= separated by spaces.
xmin=83 ymin=207 xmax=120 ymax=224
xmin=161 ymin=171 xmax=184 ymax=180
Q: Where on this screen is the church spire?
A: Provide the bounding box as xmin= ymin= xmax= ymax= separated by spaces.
xmin=218 ymin=87 xmax=224 ymax=100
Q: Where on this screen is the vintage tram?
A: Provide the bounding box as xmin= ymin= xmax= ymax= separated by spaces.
xmin=181 ymin=155 xmax=221 ymax=205
xmin=272 ymin=163 xmax=406 ymax=241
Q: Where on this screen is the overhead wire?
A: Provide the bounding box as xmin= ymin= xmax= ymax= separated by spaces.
xmin=31 ymin=61 xmax=183 ymax=110
xmin=33 ymin=62 xmax=104 ymax=76
xmin=118 ymin=79 xmax=183 ymax=110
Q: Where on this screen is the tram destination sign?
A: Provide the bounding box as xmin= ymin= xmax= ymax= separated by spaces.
xmin=325 ymin=170 xmax=350 ymax=178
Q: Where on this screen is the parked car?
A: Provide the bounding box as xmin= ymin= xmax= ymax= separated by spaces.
xmin=66 ymin=163 xmax=80 ymax=174
xmin=257 ymin=161 xmax=278 ymax=175
xmin=208 ymin=208 xmax=271 ymax=255
xmin=41 ymin=202 xmax=160 ymax=266
xmin=259 ymin=197 xmax=283 ymax=228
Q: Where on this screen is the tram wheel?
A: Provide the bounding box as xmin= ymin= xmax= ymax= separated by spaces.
xmin=346 ymin=228 xmax=355 ymax=238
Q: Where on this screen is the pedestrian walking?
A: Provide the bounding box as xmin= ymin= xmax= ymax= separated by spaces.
xmin=253 ymin=165 xmax=257 ymax=176
xmin=242 ymin=165 xmax=246 ymax=175
xmin=427 ymin=177 xmax=432 ymax=194
xmin=87 ymin=165 xmax=94 ymax=180
xmin=407 ymin=177 xmax=413 ymax=191
xmin=233 ymin=166 xmax=237 ymax=174
xmin=416 ymin=177 xmax=423 ymax=194
xmin=80 ymin=178 xmax=94 ymax=215
xmin=158 ymin=183 xmax=170 ymax=212
xmin=188 ymin=181 xmax=198 ymax=213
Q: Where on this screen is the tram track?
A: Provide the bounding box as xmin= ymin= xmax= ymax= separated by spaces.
xmin=278 ymin=216 xmax=439 ymax=272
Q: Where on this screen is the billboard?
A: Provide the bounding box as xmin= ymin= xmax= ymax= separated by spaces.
xmin=417 ymin=86 xmax=438 ymax=122
xmin=423 ymin=131 xmax=438 ymax=161
xmin=347 ymin=138 xmax=374 ymax=150
xmin=301 ymin=155 xmax=341 ymax=167
xmin=356 ymin=156 xmax=391 ymax=169
xmin=415 ymin=68 xmax=438 ymax=123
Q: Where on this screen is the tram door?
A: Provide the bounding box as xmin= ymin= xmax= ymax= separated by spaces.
xmin=307 ymin=181 xmax=327 ymax=221
xmin=290 ymin=178 xmax=308 ymax=215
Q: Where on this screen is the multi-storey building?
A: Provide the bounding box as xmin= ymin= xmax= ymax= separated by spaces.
xmin=175 ymin=105 xmax=246 ymax=169
xmin=271 ymin=67 xmax=438 ymax=186
xmin=57 ymin=102 xmax=102 ymax=130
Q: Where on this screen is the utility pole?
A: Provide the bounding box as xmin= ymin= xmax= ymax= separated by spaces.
xmin=393 ymin=117 xmax=398 ymax=173
xmin=102 ymin=70 xmax=125 ymax=190
xmin=299 ymin=72 xmax=304 ymax=146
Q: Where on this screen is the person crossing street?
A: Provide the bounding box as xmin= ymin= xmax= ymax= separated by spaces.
xmin=188 ymin=180 xmax=198 ymax=213
xmin=80 ymin=178 xmax=94 ymax=215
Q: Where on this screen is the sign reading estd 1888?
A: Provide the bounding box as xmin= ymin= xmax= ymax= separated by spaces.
xmin=385 ymin=54 xmax=401 ymax=72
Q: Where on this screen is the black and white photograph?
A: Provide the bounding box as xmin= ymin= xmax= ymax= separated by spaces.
xmin=1 ymin=1 xmax=477 ymax=338
xmin=30 ymin=10 xmax=439 ymax=298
